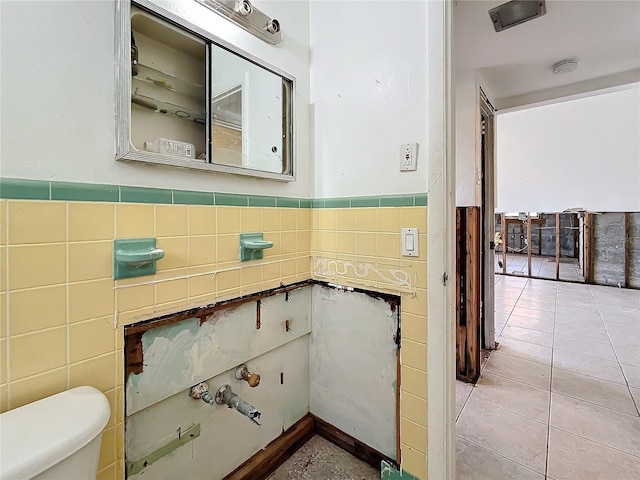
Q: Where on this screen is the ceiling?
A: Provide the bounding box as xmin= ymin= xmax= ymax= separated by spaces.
xmin=453 ymin=0 xmax=640 ymax=110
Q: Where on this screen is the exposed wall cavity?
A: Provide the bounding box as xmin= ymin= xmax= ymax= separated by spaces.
xmin=593 ymin=212 xmax=640 ymax=288
xmin=310 ymin=285 xmax=399 ymax=460
xmin=124 ymin=283 xmax=401 ymax=478
xmin=126 ymin=287 xmax=312 ymax=414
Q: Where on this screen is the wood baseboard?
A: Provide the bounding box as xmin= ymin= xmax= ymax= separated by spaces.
xmin=312 ymin=415 xmax=394 ymax=469
xmin=224 ymin=414 xmax=315 ymax=480
xmin=223 ymin=413 xmax=396 ymax=480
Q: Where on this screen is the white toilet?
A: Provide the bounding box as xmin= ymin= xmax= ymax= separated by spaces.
xmin=0 ymin=386 xmax=111 ymax=480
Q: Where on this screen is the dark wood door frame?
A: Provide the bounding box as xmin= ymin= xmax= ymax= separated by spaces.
xmin=479 ymin=88 xmax=496 ymax=350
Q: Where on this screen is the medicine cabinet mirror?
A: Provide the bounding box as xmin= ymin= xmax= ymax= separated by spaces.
xmin=115 ymin=0 xmax=294 ymax=181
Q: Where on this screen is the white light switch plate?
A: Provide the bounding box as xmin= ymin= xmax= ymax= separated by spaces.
xmin=400 ymin=143 xmax=418 ymax=171
xmin=401 ymin=228 xmax=419 ymax=257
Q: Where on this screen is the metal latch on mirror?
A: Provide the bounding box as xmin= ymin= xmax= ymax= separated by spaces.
xmin=195 ymin=0 xmax=281 ymax=45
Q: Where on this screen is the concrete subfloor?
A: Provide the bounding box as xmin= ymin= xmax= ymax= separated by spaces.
xmin=267 ymin=435 xmax=379 ymax=480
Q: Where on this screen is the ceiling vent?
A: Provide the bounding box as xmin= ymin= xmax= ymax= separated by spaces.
xmin=489 ymin=0 xmax=546 ymax=32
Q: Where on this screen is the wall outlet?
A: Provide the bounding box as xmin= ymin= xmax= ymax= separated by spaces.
xmin=400 ymin=143 xmax=417 ymax=171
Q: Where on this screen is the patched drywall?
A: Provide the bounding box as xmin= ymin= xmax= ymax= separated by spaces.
xmin=125 ymin=283 xmax=401 ymax=478
xmin=127 ymin=336 xmax=310 ymax=480
xmin=310 ymin=285 xmax=399 ymax=460
xmin=127 ymin=287 xmax=312 ymax=414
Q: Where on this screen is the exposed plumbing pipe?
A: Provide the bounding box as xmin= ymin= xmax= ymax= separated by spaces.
xmin=215 ymin=385 xmax=261 ymax=425
xmin=235 ymin=364 xmax=261 ymax=387
xmin=189 ymin=382 xmax=262 ymax=425
xmin=189 ymin=382 xmax=215 ymax=405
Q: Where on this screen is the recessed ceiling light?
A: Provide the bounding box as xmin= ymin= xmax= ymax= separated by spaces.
xmin=551 ymin=60 xmax=578 ymax=75
xmin=489 ymin=0 xmax=546 ymax=32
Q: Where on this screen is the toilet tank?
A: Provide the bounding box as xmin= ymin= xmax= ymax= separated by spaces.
xmin=0 ymin=386 xmax=110 ymax=480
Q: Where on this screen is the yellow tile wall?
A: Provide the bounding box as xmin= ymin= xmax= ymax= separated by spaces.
xmin=311 ymin=206 xmax=429 ymax=479
xmin=0 ymin=198 xmax=427 ymax=479
xmin=0 ymin=199 xmax=312 ymax=480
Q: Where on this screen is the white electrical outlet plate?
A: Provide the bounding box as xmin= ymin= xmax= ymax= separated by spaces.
xmin=400 ymin=143 xmax=418 ymax=171
xmin=401 ymin=228 xmax=419 ymax=257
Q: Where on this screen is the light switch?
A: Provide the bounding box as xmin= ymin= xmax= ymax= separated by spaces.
xmin=401 ymin=228 xmax=419 ymax=257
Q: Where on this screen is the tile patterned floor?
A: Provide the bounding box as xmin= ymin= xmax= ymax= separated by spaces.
xmin=456 ymin=276 xmax=640 ymax=480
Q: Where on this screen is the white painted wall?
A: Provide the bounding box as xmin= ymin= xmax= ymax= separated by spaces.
xmin=454 ymin=68 xmax=495 ymax=207
xmin=0 ymin=0 xmax=312 ymax=197
xmin=496 ymin=87 xmax=640 ymax=212
xmin=309 ymin=1 xmax=428 ymax=198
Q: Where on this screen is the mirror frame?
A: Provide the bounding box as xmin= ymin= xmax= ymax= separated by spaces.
xmin=115 ymin=0 xmax=296 ymax=182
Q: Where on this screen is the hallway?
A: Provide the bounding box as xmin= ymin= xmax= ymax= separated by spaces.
xmin=455 ymin=276 xmax=640 ymax=479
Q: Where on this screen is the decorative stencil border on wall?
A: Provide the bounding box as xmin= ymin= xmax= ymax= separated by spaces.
xmin=312 ymin=257 xmax=417 ymax=294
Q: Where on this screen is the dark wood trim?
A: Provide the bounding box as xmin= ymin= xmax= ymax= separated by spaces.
xmin=124 ymin=280 xmax=314 ymax=336
xmin=224 ymin=414 xmax=315 ymax=480
xmin=455 ymin=207 xmax=481 ymax=383
xmin=555 ymin=213 xmax=561 ymax=280
xmin=221 ymin=413 xmax=398 ymax=480
xmin=313 ymin=415 xmax=395 ymax=470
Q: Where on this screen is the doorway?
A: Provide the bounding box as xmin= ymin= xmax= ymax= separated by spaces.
xmin=479 ymin=88 xmax=496 ymax=351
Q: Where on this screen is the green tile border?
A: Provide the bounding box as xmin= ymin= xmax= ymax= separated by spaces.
xmin=121 ymin=186 xmax=173 ymax=204
xmin=248 ymin=195 xmax=276 ymax=207
xmin=0 ymin=178 xmax=427 ymax=208
xmin=51 ymin=181 xmax=119 ymax=202
xmin=215 ymin=193 xmax=248 ymax=206
xmin=173 ymin=189 xmax=214 ymax=205
xmin=0 ymin=178 xmax=50 ymax=200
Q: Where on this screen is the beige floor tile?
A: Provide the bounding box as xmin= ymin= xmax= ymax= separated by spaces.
xmin=551 ymin=368 xmax=638 ymax=415
xmin=510 ymin=307 xmax=555 ymax=322
xmin=496 ymin=336 xmax=552 ymax=365
xmin=501 ymin=325 xmax=553 ymax=348
xmin=547 ymin=427 xmax=640 ymax=480
xmin=456 ymin=397 xmax=548 ymax=474
xmin=553 ymin=323 xmax=609 ymax=344
xmin=471 ymin=372 xmax=550 ymax=423
xmin=484 ymin=351 xmax=551 ymax=391
xmin=631 ymin=388 xmax=640 ymax=412
xmin=553 ymin=334 xmax=617 ymax=362
xmin=506 ymin=315 xmax=554 ymax=333
xmin=622 ymin=363 xmax=640 ymax=388
xmin=495 ymin=304 xmax=515 ymax=315
xmin=456 ymin=381 xmax=473 ymax=420
xmin=456 ymin=437 xmax=544 ymax=480
xmin=553 ymin=313 xmax=604 ymax=328
xmin=550 ymin=393 xmax=640 ymax=456
xmin=553 ymin=350 xmax=625 ymax=384
xmin=515 ymin=299 xmax=554 ymax=312
xmin=614 ymin=344 xmax=640 ymax=367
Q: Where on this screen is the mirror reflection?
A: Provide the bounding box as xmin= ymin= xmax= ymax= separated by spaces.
xmin=211 ymin=45 xmax=288 ymax=174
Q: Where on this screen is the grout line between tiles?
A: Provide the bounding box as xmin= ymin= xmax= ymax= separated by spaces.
xmin=548 ymin=424 xmax=640 ymax=460
xmin=588 ymin=285 xmax=640 ymax=416
xmin=455 ymin=434 xmax=547 ymax=477
xmin=466 ymin=391 xmax=550 ymax=427
xmin=543 ymin=277 xmax=556 ymax=478
xmin=65 ymin=203 xmax=71 ymax=390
